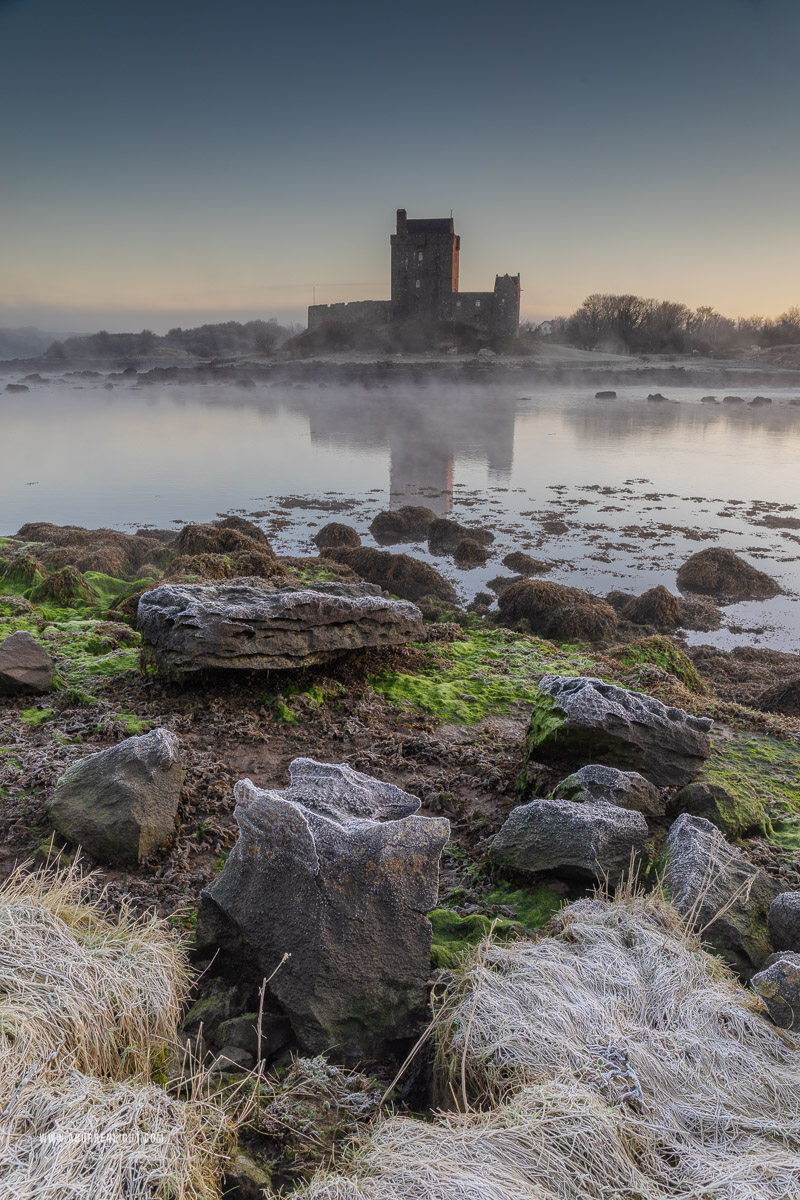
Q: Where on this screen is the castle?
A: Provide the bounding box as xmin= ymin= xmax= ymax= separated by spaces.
xmin=307 ymin=209 xmax=520 ymax=337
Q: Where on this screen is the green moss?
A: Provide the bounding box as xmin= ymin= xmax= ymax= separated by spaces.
xmin=675 ymin=781 xmax=770 ymax=838
xmin=371 ymin=628 xmax=596 ymax=725
xmin=702 ymin=733 xmax=800 ymax=829
xmin=614 ymin=636 xmax=706 ymax=694
xmin=19 ymin=707 xmax=55 ymax=728
xmin=768 ymin=818 xmax=800 ymax=851
xmin=115 ymin=712 xmax=151 ymax=736
xmin=429 ymin=908 xmax=521 ymax=969
xmin=484 ymin=883 xmax=563 ymax=930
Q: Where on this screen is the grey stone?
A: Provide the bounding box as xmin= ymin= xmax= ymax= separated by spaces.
xmin=209 ymin=1045 xmax=254 ymax=1075
xmin=752 ymin=952 xmax=800 ymax=1029
xmin=138 ymin=580 xmax=424 ymax=676
xmin=550 ymin=764 xmax=664 ymax=817
xmin=196 ymin=758 xmax=449 ymax=1059
xmin=46 ymin=729 xmax=182 ymax=865
xmin=662 ymin=814 xmax=780 ymax=977
xmin=223 ymin=1152 xmax=272 ymax=1199
xmin=670 ymin=780 xmax=767 ymax=839
xmin=527 ymin=675 xmax=712 ymax=787
xmin=768 ymin=892 xmax=800 ymax=953
xmin=0 ymin=630 xmax=55 ymax=695
xmin=489 ymin=794 xmax=647 ymax=885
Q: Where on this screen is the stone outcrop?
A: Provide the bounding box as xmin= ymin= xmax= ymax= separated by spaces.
xmin=196 ymin=759 xmax=449 ymax=1058
xmin=525 ymin=676 xmax=712 ymax=787
xmin=752 ymin=952 xmax=800 ymax=1029
xmin=768 ymin=892 xmax=800 ymax=953
xmin=0 ymin=630 xmax=55 ymax=694
xmin=138 ymin=581 xmax=425 ymax=675
xmin=661 ymin=814 xmax=780 ymax=976
xmin=46 ymin=729 xmax=182 ymax=865
xmin=550 ymin=763 xmax=664 ymax=817
xmin=323 ymin=547 xmax=456 ymax=603
xmin=489 ymin=794 xmax=647 ymax=886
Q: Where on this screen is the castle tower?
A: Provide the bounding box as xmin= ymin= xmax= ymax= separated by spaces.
xmin=493 ymin=274 xmax=521 ymax=337
xmin=390 ymin=209 xmax=460 ymax=321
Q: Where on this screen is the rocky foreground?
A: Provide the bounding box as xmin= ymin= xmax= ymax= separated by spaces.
xmin=2 ymin=514 xmax=800 ymax=1194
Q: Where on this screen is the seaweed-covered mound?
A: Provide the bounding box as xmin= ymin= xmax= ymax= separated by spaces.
xmin=306 ymin=892 xmax=800 ymax=1200
xmin=314 ymin=522 xmax=361 ymax=550
xmin=324 ymin=546 xmax=457 ymax=603
xmin=369 ymin=506 xmax=437 ymax=545
xmin=498 ymin=579 xmax=617 ymax=642
xmin=676 ymin=547 xmax=781 ymax=602
xmin=620 ymin=585 xmax=680 ymax=630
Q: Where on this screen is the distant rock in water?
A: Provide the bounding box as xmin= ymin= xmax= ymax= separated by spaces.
xmin=700 ymin=395 xmax=718 ymax=403
xmin=750 ymin=395 xmax=772 ymax=406
xmin=723 ymin=395 xmax=745 ymax=404
xmin=594 ymin=390 xmax=616 ymax=399
xmin=196 ymin=758 xmax=449 ymax=1057
xmin=325 ymin=546 xmax=456 ymax=603
xmin=676 ymin=547 xmax=781 ymax=602
xmin=314 ymin=522 xmax=361 ymax=550
xmin=138 ymin=580 xmax=425 ymax=675
xmin=453 ymin=538 xmax=489 ymax=568
xmin=0 ymin=631 xmax=55 ymax=695
xmin=428 ymin=517 xmax=494 ymax=556
xmin=369 ymin=506 xmax=437 ymax=545
xmin=502 ymin=551 xmax=553 ymax=576
xmin=47 ymin=729 xmax=182 ymax=866
xmin=5 ymin=383 xmax=29 ymax=393
xmin=523 ymin=675 xmax=712 ymax=788
xmin=647 ymin=392 xmax=670 ymax=402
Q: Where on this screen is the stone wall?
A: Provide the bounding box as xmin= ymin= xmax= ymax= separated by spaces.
xmin=307 ymin=300 xmax=392 ymax=331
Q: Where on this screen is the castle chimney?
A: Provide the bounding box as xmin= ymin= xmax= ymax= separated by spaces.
xmin=396 ymin=208 xmax=408 ymax=234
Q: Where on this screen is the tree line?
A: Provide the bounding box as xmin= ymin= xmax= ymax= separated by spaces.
xmin=44 ymin=319 xmax=300 ymax=362
xmin=531 ymin=296 xmax=800 ymax=355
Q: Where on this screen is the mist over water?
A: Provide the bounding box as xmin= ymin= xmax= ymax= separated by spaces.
xmin=3 ymin=376 xmax=800 ymax=651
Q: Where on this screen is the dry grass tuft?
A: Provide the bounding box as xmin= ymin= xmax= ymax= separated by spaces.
xmin=303 ymin=888 xmax=800 ymax=1200
xmin=0 ymin=863 xmax=230 ymax=1200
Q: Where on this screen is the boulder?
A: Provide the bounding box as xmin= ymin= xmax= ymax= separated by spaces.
xmin=46 ymin=729 xmax=182 ymax=866
xmin=428 ymin=518 xmax=494 ymax=556
xmin=620 ymin=586 xmax=680 ymax=631
xmin=489 ymin=795 xmax=647 ymax=886
xmin=768 ymin=892 xmax=800 ymax=953
xmin=595 ymin=390 xmax=616 ymax=399
xmin=369 ymin=506 xmax=437 ymax=545
xmin=550 ymin=763 xmax=664 ymax=817
xmin=661 ymin=814 xmax=780 ymax=976
xmin=0 ymin=631 xmax=55 ymax=695
xmin=138 ymin=580 xmax=425 ymax=675
xmin=676 ymin=548 xmax=780 ymax=602
xmin=670 ymin=780 xmax=768 ymax=838
xmin=314 ymin=522 xmax=361 ymax=550
xmin=525 ymin=676 xmax=712 ymax=787
xmin=323 ymin=547 xmax=456 ymax=603
xmin=497 ymin=580 xmax=617 ymax=641
xmin=502 ymin=551 xmax=552 ymax=576
xmin=196 ymin=759 xmax=449 ymax=1058
xmin=752 ymin=952 xmax=800 ymax=1029
xmin=453 ymin=538 xmax=489 ymax=568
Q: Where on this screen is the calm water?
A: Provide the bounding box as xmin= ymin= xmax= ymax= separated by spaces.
xmin=3 ymin=374 xmax=800 ymax=652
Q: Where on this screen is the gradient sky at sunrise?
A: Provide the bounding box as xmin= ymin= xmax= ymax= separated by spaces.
xmin=1 ymin=0 xmax=798 ymax=332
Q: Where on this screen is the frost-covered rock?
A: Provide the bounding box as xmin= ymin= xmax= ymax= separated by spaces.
xmin=196 ymin=759 xmax=449 ymax=1059
xmin=752 ymin=952 xmax=800 ymax=1029
xmin=768 ymin=892 xmax=800 ymax=953
xmin=550 ymin=763 xmax=664 ymax=816
xmin=525 ymin=675 xmax=712 ymax=787
xmin=47 ymin=729 xmax=182 ymax=865
xmin=138 ymin=580 xmax=424 ymax=675
xmin=489 ymin=794 xmax=647 ymax=885
xmin=662 ymin=814 xmax=780 ymax=976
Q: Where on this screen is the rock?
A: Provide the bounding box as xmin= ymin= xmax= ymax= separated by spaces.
xmin=750 ymin=395 xmax=773 ymax=407
xmin=46 ymin=729 xmax=182 ymax=866
xmin=0 ymin=631 xmax=55 ymax=694
xmin=502 ymin=551 xmax=552 ymax=576
xmin=621 ymin=586 xmax=680 ymax=631
xmin=209 ymin=1045 xmax=254 ymax=1075
xmin=550 ymin=763 xmax=664 ymax=816
xmin=723 ymin=395 xmax=745 ymax=404
xmin=670 ymin=780 xmax=767 ymax=838
xmin=323 ymin=547 xmax=456 ymax=603
xmin=595 ymin=390 xmax=616 ymax=399
xmin=768 ymin=892 xmax=800 ymax=953
xmin=647 ymin=392 xmax=669 ymax=402
xmin=5 ymin=383 xmax=29 ymax=393
xmin=676 ymin=548 xmax=780 ymax=602
xmin=477 ymin=347 xmax=496 ymax=361
xmin=661 ymin=814 xmax=780 ymax=975
xmin=756 ymin=675 xmax=800 ymax=717
xmin=428 ymin=518 xmax=494 ymax=556
xmin=752 ymin=953 xmax=800 ymax=1028
xmin=138 ymin=580 xmax=425 ymax=675
xmin=700 ymin=395 xmax=717 ymax=403
xmin=498 ymin=580 xmax=617 ymax=641
xmin=196 ymin=758 xmax=450 ymax=1058
xmin=369 ymin=506 xmax=437 ymax=545
xmin=524 ymin=676 xmax=712 ymax=787
xmin=314 ymin=522 xmax=361 ymax=550
xmin=489 ymin=795 xmax=647 ymax=885
xmin=453 ymin=538 xmax=489 ymax=568
xmin=223 ymin=1152 xmax=272 ymax=1199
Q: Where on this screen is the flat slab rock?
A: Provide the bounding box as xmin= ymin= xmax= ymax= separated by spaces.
xmin=528 ymin=675 xmax=712 ymax=788
xmin=138 ymin=581 xmax=424 ymax=674
xmin=662 ymin=813 xmax=780 ymax=977
xmin=0 ymin=630 xmax=55 ymax=695
xmin=196 ymin=758 xmax=450 ymax=1059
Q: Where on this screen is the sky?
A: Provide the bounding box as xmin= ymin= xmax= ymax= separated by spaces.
xmin=1 ymin=0 xmax=798 ymax=333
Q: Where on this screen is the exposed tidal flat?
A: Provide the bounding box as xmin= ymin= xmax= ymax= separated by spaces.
xmin=3 ymin=358 xmax=800 ymax=1197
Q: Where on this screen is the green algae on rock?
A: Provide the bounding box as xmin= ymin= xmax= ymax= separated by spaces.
xmin=702 ymin=731 xmax=800 ymax=832
xmin=612 ymin=635 xmax=707 ymax=695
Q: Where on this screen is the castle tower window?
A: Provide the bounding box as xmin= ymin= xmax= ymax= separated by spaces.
xmin=475 ymin=300 xmax=481 ymax=308
xmin=417 ymin=251 xmax=424 ymax=262
xmin=415 ymin=279 xmax=421 ymax=289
